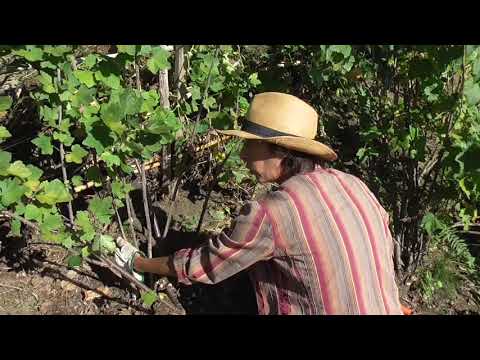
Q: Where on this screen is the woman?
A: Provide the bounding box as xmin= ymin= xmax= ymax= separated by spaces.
xmin=116 ymin=92 xmax=403 ymax=315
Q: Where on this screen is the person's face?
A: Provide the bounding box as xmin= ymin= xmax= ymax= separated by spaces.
xmin=240 ymin=140 xmax=284 ymax=184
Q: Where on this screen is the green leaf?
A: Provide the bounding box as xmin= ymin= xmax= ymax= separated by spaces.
xmin=92 ymin=234 xmax=116 ymax=254
xmin=84 ymin=54 xmax=98 ymax=69
xmin=85 ymin=166 xmax=102 ymax=186
xmin=40 ymin=106 xmax=59 ymax=127
xmin=100 ymin=151 xmax=121 ymax=168
xmin=7 ymin=161 xmax=32 ymax=179
xmin=36 ymin=179 xmax=72 ymax=205
xmin=94 ymin=61 xmax=122 ymax=90
xmin=75 ymin=211 xmax=95 ymax=242
xmin=139 ymin=45 xmax=153 ymax=56
xmin=0 ymin=150 xmax=12 ymax=174
xmin=100 ymin=102 xmax=126 ymax=135
xmin=421 ymin=212 xmax=445 ymax=237
xmin=248 ymin=73 xmax=261 ymax=87
xmin=71 ymin=86 xmax=96 ymax=108
xmin=43 ymin=45 xmax=72 ymax=57
xmin=117 ymin=45 xmax=137 ymax=56
xmin=53 ymin=131 xmax=74 ymax=146
xmin=32 ymin=135 xmax=53 ymax=155
xmin=111 ymin=181 xmax=133 ymax=199
xmin=141 ymin=90 xmax=160 ymax=113
xmin=25 ymin=204 xmax=43 ymax=222
xmin=459 ymin=178 xmax=471 ymax=199
xmin=27 ymin=165 xmax=43 ymax=181
xmin=9 ymin=219 xmax=21 ymax=237
xmin=74 ymin=70 xmax=96 ymax=88
xmin=15 ymin=46 xmax=44 ymax=62
xmin=37 ymin=71 xmax=56 ymax=94
xmin=72 ymin=176 xmax=83 ymax=187
xmin=145 ymin=108 xmax=180 ymax=137
xmin=81 ymin=246 xmax=91 ymax=258
xmin=15 ymin=202 xmax=26 ymax=216
xmin=147 ymin=47 xmax=171 ymax=74
xmin=464 ymin=80 xmax=480 ymax=106
xmin=43 ymin=213 xmax=63 ymax=231
xmin=0 ymin=126 xmax=11 ymax=142
xmin=83 ymin=122 xmax=114 ymax=154
xmin=141 ymin=290 xmax=157 ymax=308
xmin=88 ymin=197 xmax=114 ymax=225
xmin=0 ymin=179 xmax=26 ymax=206
xmin=120 ymin=89 xmax=143 ymax=116
xmin=67 ymin=255 xmax=82 ymax=268
xmin=66 ymin=144 xmax=88 ymax=164
xmin=0 ymin=96 xmax=12 ymax=112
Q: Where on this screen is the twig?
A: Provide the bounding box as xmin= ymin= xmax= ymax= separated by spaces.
xmin=134 ymin=159 xmax=154 ymax=264
xmin=196 ymin=150 xmax=232 ymax=234
xmin=56 ymin=68 xmax=74 ymax=226
xmin=125 ymin=189 xmax=138 ymax=248
xmin=0 ymin=283 xmax=23 ymax=291
xmin=161 ymin=176 xmax=183 ymax=240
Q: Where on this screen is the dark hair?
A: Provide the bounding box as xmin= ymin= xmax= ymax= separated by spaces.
xmin=268 ymin=143 xmax=324 ymax=180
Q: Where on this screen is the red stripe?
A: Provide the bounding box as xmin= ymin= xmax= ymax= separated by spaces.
xmin=306 ymin=172 xmax=368 ymax=314
xmin=190 ymin=206 xmax=266 ymax=280
xmin=261 ymin=203 xmax=291 ymax=314
xmin=329 ymin=169 xmax=390 ymax=313
xmin=283 ymin=186 xmax=333 ymax=314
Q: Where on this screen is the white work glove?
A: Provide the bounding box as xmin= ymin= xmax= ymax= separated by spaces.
xmin=114 ymin=237 xmax=144 ymax=282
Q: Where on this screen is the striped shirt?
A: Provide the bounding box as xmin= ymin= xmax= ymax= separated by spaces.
xmin=172 ymin=166 xmax=402 ymax=315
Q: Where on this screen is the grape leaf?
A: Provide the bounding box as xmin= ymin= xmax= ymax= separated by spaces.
xmin=0 ymin=150 xmax=12 ymax=174
xmin=37 ymin=71 xmax=56 ymax=94
xmin=0 ymin=96 xmax=12 ymax=112
xmin=0 ymin=179 xmax=26 ymax=206
xmin=147 ymin=47 xmax=171 ymax=74
xmin=141 ymin=290 xmax=157 ymax=308
xmin=32 ymin=135 xmax=53 ymax=155
xmin=15 ymin=46 xmax=44 ymax=62
xmin=117 ymin=45 xmax=137 ymax=56
xmin=88 ymin=197 xmax=114 ymax=225
xmin=74 ymin=70 xmax=96 ymax=88
xmin=43 ymin=213 xmax=63 ymax=231
xmin=141 ymin=90 xmax=160 ymax=113
xmin=84 ymin=54 xmax=97 ymax=69
xmin=67 ymin=255 xmax=83 ymax=268
xmin=7 ymin=161 xmax=32 ymax=179
xmin=9 ymin=219 xmax=21 ymax=237
xmin=75 ymin=211 xmax=95 ymax=243
xmin=92 ymin=234 xmax=116 ymax=254
xmin=81 ymin=246 xmax=91 ymax=258
xmin=36 ymin=179 xmax=72 ymax=205
xmin=53 ymin=132 xmax=74 ymax=146
xmin=24 ymin=204 xmax=42 ymax=222
xmin=66 ymin=145 xmax=88 ymax=164
xmin=72 ymin=176 xmax=83 ymax=187
xmin=100 ymin=102 xmax=126 ymax=134
xmin=100 ymin=151 xmax=121 ymax=168
xmin=120 ymin=89 xmax=143 ymax=116
xmin=0 ymin=126 xmax=12 ymax=141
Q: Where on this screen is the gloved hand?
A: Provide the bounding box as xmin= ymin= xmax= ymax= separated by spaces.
xmin=114 ymin=237 xmax=144 ymax=282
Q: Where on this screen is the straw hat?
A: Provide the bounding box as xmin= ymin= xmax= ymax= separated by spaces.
xmin=218 ymin=92 xmax=337 ymax=161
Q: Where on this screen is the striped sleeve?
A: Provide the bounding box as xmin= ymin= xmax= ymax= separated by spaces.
xmin=171 ymin=201 xmax=274 ymax=285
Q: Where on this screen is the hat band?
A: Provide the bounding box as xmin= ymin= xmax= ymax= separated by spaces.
xmin=242 ymin=120 xmax=299 ymax=138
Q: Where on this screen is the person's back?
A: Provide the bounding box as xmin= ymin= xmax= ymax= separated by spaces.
xmin=254 ymin=166 xmax=402 ymax=314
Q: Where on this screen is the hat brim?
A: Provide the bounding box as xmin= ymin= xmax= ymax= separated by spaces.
xmin=217 ymin=129 xmax=338 ymax=161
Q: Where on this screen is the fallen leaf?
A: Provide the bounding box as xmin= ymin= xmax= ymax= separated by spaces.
xmin=83 ymin=289 xmax=102 ymax=302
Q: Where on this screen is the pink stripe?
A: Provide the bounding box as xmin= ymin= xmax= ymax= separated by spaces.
xmin=306 ymin=172 xmax=368 ymax=314
xmin=190 ymin=207 xmax=266 ymax=280
xmin=283 ymin=186 xmax=333 ymax=314
xmin=329 ymin=169 xmax=390 ymax=313
xmin=261 ymin=204 xmax=291 ymax=314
